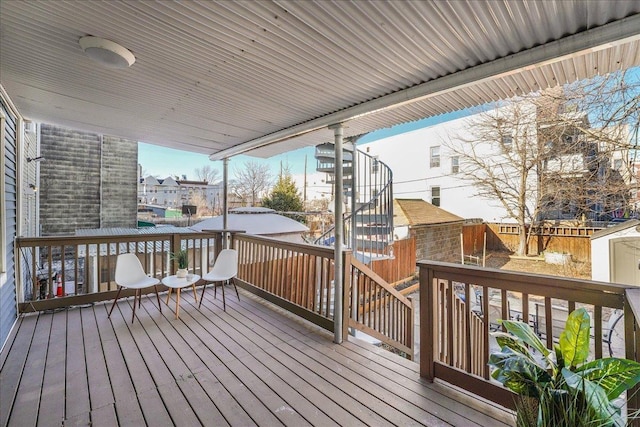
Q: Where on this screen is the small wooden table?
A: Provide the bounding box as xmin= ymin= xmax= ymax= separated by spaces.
xmin=162 ymin=274 xmax=200 ymax=319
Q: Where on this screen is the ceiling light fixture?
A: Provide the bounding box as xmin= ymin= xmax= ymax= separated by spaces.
xmin=79 ymin=36 xmax=135 ymax=69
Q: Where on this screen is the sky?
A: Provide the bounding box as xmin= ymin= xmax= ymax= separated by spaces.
xmin=137 ymin=108 xmax=474 ymax=181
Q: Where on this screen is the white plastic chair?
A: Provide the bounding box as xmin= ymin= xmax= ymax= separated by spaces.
xmin=199 ymin=249 xmax=239 ymax=311
xmin=108 ymin=253 xmax=162 ymax=323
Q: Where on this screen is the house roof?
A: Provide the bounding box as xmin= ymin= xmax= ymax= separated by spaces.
xmin=590 ymin=219 xmax=640 ymax=240
xmin=394 ymin=199 xmax=463 ymax=227
xmin=190 ymin=207 xmax=309 ymax=235
xmin=2 ymin=2 xmax=640 ymax=160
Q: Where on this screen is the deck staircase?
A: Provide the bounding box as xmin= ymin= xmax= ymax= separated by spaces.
xmin=313 ymin=140 xmax=394 ymax=263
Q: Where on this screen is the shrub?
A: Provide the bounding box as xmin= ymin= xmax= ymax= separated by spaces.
xmin=489 ymin=307 xmax=640 ymax=426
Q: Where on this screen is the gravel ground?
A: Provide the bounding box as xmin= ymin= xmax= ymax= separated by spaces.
xmin=483 ymin=251 xmax=592 ymax=279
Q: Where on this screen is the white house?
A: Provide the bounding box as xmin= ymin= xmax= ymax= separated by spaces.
xmin=360 ymin=103 xmax=538 ymax=223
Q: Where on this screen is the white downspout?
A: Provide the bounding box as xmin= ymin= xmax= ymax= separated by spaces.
xmin=330 ymin=123 xmax=344 ymax=344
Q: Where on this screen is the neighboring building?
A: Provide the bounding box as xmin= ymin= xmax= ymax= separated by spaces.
xmin=361 ymin=110 xmax=518 ymax=222
xmin=393 ymin=199 xmax=464 ymax=263
xmin=362 ymin=99 xmax=631 ymax=224
xmin=137 ymin=174 xmax=232 ymax=215
xmin=537 ymin=109 xmax=631 ymax=222
xmin=39 ymin=124 xmax=138 ymax=236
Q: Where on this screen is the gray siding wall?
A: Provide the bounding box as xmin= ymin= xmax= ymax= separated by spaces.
xmin=1 ymin=99 xmax=18 ymax=349
xmin=39 ymin=125 xmax=137 ymax=235
xmin=101 ymin=136 xmax=137 ymax=228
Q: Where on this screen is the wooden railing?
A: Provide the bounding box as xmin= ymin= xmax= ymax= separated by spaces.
xmin=349 ymin=257 xmax=413 ymax=358
xmin=234 ymin=233 xmax=347 ymax=334
xmin=15 ymin=231 xmax=225 ymax=312
xmin=234 ymin=234 xmax=413 ymax=356
xmin=418 ymin=260 xmax=640 ymax=418
xmin=16 ymin=231 xmax=413 ymax=357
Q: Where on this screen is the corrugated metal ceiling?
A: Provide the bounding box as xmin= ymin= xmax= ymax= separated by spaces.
xmin=1 ymin=1 xmax=640 ymax=159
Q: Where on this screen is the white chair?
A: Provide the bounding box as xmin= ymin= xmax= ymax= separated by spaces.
xmin=108 ymin=253 xmax=162 ymax=323
xmin=199 ymin=249 xmax=239 ymax=311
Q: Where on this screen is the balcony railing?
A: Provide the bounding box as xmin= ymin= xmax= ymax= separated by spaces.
xmin=15 ymin=231 xmax=226 ymax=311
xmin=418 ymin=260 xmax=640 ymax=419
xmin=15 ymin=231 xmax=413 ymax=358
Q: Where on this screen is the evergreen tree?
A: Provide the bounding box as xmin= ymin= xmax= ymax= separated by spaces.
xmin=262 ymin=174 xmax=305 ymax=223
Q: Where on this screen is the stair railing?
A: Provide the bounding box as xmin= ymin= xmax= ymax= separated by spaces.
xmin=314 ymin=143 xmax=393 ymax=259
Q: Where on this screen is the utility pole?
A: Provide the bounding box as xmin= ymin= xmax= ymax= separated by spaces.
xmin=303 ymin=154 xmax=307 ymax=206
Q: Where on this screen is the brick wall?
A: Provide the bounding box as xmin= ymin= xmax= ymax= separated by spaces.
xmin=412 ymin=222 xmax=463 ymax=263
xmin=39 ymin=125 xmax=137 ymax=235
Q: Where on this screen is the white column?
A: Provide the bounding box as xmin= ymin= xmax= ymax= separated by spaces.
xmin=223 ymin=157 xmax=229 ymax=248
xmin=330 ymin=123 xmax=344 ymax=344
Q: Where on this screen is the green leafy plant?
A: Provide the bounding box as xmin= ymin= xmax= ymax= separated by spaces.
xmin=171 ymin=249 xmax=189 ymax=269
xmin=489 ymin=307 xmax=640 ymax=426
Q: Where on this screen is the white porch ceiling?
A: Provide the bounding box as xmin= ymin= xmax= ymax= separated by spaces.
xmin=1 ymin=1 xmax=640 ymax=160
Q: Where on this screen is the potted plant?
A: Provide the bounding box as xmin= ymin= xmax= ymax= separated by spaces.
xmin=171 ymin=249 xmax=189 ymax=278
xmin=489 ymin=307 xmax=640 ymax=426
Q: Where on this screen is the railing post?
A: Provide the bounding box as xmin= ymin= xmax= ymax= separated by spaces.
xmin=419 ymin=263 xmax=436 ymax=381
xmin=407 ymin=295 xmax=414 ymax=361
xmin=342 ymin=250 xmax=352 ymax=341
xmin=171 ymin=233 xmax=182 ymax=275
xmin=625 ymin=288 xmax=640 ymax=423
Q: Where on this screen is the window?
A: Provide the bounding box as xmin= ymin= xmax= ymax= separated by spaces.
xmin=431 ymin=186 xmax=441 ymax=207
xmin=430 ymin=146 xmax=440 ymax=168
xmin=501 ymin=135 xmax=513 ymax=151
xmin=614 ymin=159 xmax=623 ymax=170
xmin=451 ymin=156 xmax=459 ymax=174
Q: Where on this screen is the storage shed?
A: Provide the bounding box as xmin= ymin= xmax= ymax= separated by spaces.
xmin=394 ymin=199 xmax=464 ymax=263
xmin=590 ymin=219 xmax=640 ymax=286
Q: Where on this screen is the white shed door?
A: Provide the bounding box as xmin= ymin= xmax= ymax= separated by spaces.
xmin=611 ymin=238 xmax=640 ymax=286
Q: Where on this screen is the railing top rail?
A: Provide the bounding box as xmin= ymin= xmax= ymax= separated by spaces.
xmin=351 ymin=257 xmax=411 ymax=306
xmin=16 ymin=231 xmax=223 ymax=246
xmin=418 ymin=260 xmax=630 ymax=308
xmin=235 ymin=233 xmax=342 ymax=257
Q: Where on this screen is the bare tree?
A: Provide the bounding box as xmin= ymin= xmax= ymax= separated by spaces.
xmin=446 ymin=71 xmax=640 ymax=255
xmin=194 ymin=164 xmax=220 ymax=184
xmin=231 ymin=161 xmax=272 ymax=206
xmin=446 ymin=101 xmax=542 ymax=256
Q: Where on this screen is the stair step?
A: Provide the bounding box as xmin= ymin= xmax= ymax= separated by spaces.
xmin=355 ymin=200 xmax=377 ymax=210
xmin=354 ymin=239 xmax=389 ymax=251
xmin=354 ymin=225 xmax=392 ymax=235
xmin=354 ymin=214 xmax=388 ymax=224
xmin=317 ymin=165 xmax=354 ymax=174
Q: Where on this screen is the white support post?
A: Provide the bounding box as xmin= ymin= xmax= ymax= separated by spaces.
xmin=223 ymin=157 xmax=229 ymax=249
xmin=330 ymin=123 xmax=344 ymax=344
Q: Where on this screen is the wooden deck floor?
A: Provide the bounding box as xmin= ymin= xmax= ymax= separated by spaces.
xmin=1 ymin=288 xmax=514 ymax=426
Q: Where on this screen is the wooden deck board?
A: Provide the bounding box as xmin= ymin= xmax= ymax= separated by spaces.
xmin=4 ymin=315 xmax=49 ymax=426
xmin=37 ymin=311 xmax=67 ymax=426
xmin=0 ymin=316 xmax=35 ymax=427
xmin=94 ymin=301 xmax=163 ymax=426
xmin=66 ymin=308 xmax=91 ymax=424
xmin=1 ymin=289 xmax=514 ymax=427
xmin=149 ymin=298 xmax=283 ymax=426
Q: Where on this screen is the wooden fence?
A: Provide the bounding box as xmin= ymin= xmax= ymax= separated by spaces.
xmin=369 ymin=237 xmax=416 ymax=283
xmin=463 ymin=223 xmax=600 ymax=262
